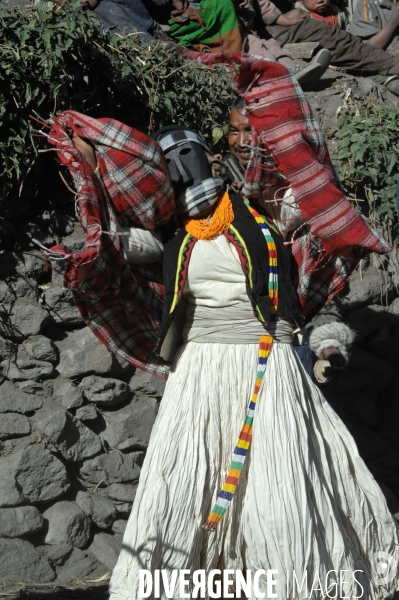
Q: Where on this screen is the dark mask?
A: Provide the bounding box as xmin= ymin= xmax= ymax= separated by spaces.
xmin=152 ymin=125 xmax=225 ymax=217
xmin=163 ymin=142 xmax=213 ymax=197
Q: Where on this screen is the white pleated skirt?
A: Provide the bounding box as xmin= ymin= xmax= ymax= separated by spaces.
xmin=109 ymin=341 xmax=399 ymax=600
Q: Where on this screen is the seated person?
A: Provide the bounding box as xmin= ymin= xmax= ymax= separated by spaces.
xmin=349 ymin=0 xmax=399 ymax=49
xmin=252 ymin=0 xmax=399 ymax=94
xmin=295 ymin=0 xmax=399 ymax=51
xmin=168 ymin=0 xmax=243 ymax=52
xmin=294 ymin=0 xmax=350 ymax=30
xmin=168 ymin=0 xmax=331 ymax=85
xmin=234 ymin=0 xmax=331 ymax=83
xmin=293 ymin=0 xmax=399 ymax=87
xmin=92 ymin=0 xmax=166 ymax=40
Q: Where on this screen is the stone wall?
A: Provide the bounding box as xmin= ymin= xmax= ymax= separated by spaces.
xmin=0 ymin=162 xmax=166 ymax=582
xmin=1 ymin=135 xmax=399 ymax=585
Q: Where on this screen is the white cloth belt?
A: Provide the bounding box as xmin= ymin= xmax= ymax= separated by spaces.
xmin=182 ymin=302 xmax=294 ymax=344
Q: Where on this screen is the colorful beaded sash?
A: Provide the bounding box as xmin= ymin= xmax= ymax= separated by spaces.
xmin=245 ymin=199 xmax=279 ymax=317
xmin=203 ymin=201 xmax=279 ymax=531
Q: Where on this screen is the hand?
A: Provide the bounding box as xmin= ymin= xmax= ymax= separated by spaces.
xmin=159 ymin=38 xmax=181 ymax=52
xmin=276 ymin=9 xmax=309 ymax=26
xmin=322 ymin=347 xmax=347 ymax=377
xmin=72 ymin=132 xmax=97 ymax=171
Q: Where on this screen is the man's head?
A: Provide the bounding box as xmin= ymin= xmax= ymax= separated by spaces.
xmin=228 ymin=99 xmax=253 ymax=168
xmin=153 ymin=125 xmax=224 ymax=218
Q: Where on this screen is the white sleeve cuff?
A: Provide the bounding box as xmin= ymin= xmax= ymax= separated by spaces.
xmin=309 ymin=322 xmax=356 ymax=361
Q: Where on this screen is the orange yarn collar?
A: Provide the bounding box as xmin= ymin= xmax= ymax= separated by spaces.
xmin=184 ymin=191 xmax=234 ymax=240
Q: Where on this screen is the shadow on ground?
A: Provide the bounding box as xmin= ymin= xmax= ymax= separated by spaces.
xmin=0 ymin=582 xmax=109 ymax=600
xmin=16 ymin=587 xmax=109 ymax=599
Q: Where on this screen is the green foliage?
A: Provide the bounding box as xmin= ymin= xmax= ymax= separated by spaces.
xmin=332 ymin=102 xmax=399 ymax=236
xmin=0 ymin=1 xmax=236 ymax=199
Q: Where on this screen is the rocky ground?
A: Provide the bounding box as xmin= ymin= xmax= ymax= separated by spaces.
xmin=1 ymin=61 xmax=399 ymax=598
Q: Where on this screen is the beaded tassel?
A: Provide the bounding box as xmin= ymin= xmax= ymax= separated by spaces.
xmin=203 ymin=201 xmax=279 ymax=531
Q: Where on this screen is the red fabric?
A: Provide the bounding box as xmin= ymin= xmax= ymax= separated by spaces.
xmin=45 ymin=55 xmax=390 ymax=378
xmin=180 ymin=49 xmax=390 ymax=319
xmin=47 ymin=111 xmax=174 ymax=379
xmin=308 ymin=7 xmax=339 ymax=27
xmin=50 ymin=111 xmax=175 ymax=230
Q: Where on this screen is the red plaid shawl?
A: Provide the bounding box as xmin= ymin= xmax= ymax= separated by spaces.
xmin=47 ymin=111 xmax=174 ymax=379
xmin=182 ymin=50 xmax=390 ymax=318
xmin=47 ymin=55 xmax=390 ymax=379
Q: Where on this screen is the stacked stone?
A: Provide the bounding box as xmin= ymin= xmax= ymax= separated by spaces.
xmin=0 ymin=183 xmax=165 ymax=583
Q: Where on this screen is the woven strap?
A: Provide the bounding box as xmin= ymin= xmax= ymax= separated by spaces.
xmin=203 ymin=200 xmax=279 ymax=531
xmin=244 ymin=199 xmax=279 ymax=316
xmin=203 ymin=334 xmax=273 ymax=531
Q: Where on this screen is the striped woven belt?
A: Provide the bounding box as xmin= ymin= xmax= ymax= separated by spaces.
xmin=203 ymin=200 xmax=279 ymax=531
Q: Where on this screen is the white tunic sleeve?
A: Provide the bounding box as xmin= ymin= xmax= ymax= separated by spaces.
xmin=120 ymin=227 xmax=163 ymax=265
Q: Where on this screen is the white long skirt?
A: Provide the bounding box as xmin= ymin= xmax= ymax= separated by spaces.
xmin=109 ymin=341 xmax=399 ymax=600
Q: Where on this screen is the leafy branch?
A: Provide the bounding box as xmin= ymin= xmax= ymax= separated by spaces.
xmin=332 ymin=101 xmax=399 ymax=239
xmin=0 ymin=1 xmax=236 ymax=200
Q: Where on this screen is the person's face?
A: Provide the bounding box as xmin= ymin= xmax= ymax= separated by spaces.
xmin=300 ymin=0 xmax=330 ymax=14
xmin=172 ymin=0 xmax=185 ymax=9
xmin=228 ymin=108 xmax=253 ymax=167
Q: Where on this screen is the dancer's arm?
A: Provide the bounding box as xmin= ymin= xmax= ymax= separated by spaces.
xmin=72 ymin=132 xmax=97 ymax=171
